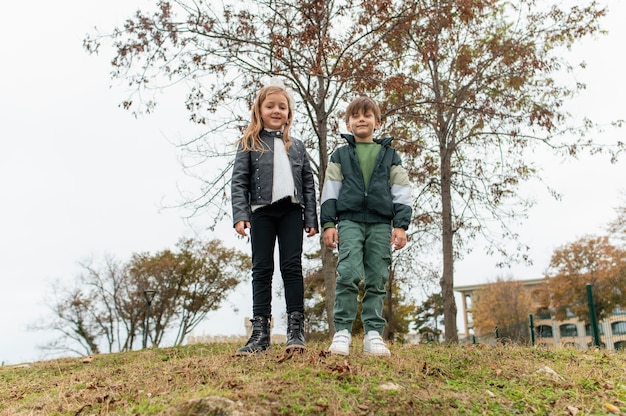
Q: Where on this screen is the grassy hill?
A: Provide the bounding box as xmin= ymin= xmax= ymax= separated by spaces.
xmin=2 ymin=341 xmax=626 ymax=415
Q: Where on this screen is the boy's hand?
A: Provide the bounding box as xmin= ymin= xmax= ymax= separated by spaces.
xmin=391 ymin=227 xmax=407 ymax=250
xmin=323 ymin=227 xmax=338 ymax=248
xmin=305 ymin=227 xmax=318 ymax=238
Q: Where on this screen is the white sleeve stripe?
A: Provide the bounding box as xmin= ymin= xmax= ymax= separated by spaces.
xmin=391 ymin=184 xmax=412 ymax=206
xmin=321 ymin=180 xmax=342 ymax=205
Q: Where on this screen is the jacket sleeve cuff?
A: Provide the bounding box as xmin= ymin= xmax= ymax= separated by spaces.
xmin=323 ymin=222 xmax=336 ymax=230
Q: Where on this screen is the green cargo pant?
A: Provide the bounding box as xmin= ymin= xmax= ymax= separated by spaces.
xmin=334 ymin=220 xmax=392 ymax=334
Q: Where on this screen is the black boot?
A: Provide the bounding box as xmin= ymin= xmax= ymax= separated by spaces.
xmin=236 ymin=316 xmax=271 ymax=356
xmin=286 ymin=312 xmax=306 ymax=351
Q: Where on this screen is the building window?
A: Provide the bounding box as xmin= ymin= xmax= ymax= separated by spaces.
xmin=585 ymin=323 xmax=605 ymax=336
xmin=611 ymin=321 xmax=626 ymax=335
xmin=536 ymin=325 xmax=553 ymax=338
xmin=560 ymin=323 xmax=578 ymax=337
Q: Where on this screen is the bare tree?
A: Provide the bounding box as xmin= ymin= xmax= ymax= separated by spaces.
xmin=35 ymin=238 xmax=249 ymax=356
xmin=36 ymin=283 xmax=103 ymax=356
xmin=175 ymin=238 xmax=251 ymax=344
xmin=79 ymin=257 xmax=144 ymax=352
xmin=127 ymin=238 xmax=250 ymax=346
xmin=608 ymin=200 xmax=626 ymax=245
xmin=377 ymin=0 xmax=617 ymax=343
xmin=414 ymin=292 xmax=444 ymax=343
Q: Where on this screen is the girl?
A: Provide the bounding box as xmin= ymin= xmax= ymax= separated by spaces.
xmin=231 ymin=83 xmax=318 ymax=355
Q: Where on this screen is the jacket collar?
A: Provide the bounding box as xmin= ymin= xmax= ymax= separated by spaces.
xmin=341 ymin=133 xmax=394 ymax=147
xmin=261 ymin=129 xmax=283 ymax=138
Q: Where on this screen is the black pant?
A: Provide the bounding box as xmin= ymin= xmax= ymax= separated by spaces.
xmin=250 ymin=198 xmax=304 ymax=317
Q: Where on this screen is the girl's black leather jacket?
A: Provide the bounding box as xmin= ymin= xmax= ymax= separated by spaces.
xmin=231 ymin=130 xmax=318 ymax=230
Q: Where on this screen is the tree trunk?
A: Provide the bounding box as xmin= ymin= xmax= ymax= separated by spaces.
xmin=322 ymin=245 xmax=336 ymax=334
xmin=384 ymin=267 xmax=394 ymax=341
xmin=314 ymin=75 xmax=338 ymax=334
xmin=440 ymin=140 xmax=458 ymax=344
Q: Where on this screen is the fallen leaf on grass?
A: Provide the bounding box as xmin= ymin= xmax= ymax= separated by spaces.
xmin=73 ymin=404 xmax=92 ymax=416
xmin=81 ymin=356 xmax=94 ymax=364
xmin=604 ymin=403 xmax=621 ymax=414
xmin=9 ymin=391 xmax=25 ymax=400
xmin=277 ymin=347 xmax=305 ymax=363
xmin=419 ymin=361 xmax=445 ymax=377
xmin=312 ymin=403 xmax=328 ymax=413
xmin=379 ymin=382 xmax=402 ymax=391
xmin=601 ymin=381 xmax=615 ymax=390
xmin=534 ymin=365 xmax=564 ymax=382
xmin=163 ymin=396 xmax=248 ymax=416
xmin=327 ymin=361 xmax=353 ymax=378
xmin=485 ymin=390 xmax=496 ymax=398
xmin=566 ymin=405 xmax=579 ymax=415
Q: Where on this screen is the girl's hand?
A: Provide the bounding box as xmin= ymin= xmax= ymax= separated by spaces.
xmin=235 ymin=221 xmax=251 ymax=236
xmin=305 ymin=227 xmax=318 ymax=238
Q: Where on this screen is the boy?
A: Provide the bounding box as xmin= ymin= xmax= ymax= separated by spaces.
xmin=320 ymin=95 xmax=412 ymax=356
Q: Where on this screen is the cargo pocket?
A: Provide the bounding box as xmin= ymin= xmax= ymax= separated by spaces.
xmin=380 ymin=255 xmax=392 ymax=285
xmin=335 ymin=249 xmax=351 ymax=283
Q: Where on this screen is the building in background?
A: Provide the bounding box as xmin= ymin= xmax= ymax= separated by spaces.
xmin=455 ymin=278 xmax=626 ymax=350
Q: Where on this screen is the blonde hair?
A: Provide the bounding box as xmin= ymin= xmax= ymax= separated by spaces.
xmin=237 ymin=85 xmax=295 ymax=152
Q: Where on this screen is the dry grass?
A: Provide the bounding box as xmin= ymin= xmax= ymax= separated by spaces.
xmin=2 ymin=340 xmax=626 ymax=415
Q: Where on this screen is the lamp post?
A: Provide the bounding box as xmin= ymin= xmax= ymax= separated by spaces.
xmin=142 ymin=289 xmax=157 ymax=349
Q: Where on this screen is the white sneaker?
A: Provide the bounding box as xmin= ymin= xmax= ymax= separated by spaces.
xmin=329 ymin=329 xmax=351 ymax=355
xmin=363 ymin=331 xmax=391 ymax=356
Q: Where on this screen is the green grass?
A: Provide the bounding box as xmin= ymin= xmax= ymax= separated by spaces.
xmin=1 ymin=341 xmax=626 ymax=415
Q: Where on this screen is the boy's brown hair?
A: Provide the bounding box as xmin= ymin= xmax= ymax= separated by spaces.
xmin=344 ymin=96 xmax=381 ymax=124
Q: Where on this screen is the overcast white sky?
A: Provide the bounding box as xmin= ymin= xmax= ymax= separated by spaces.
xmin=1 ymin=1 xmax=624 ymax=365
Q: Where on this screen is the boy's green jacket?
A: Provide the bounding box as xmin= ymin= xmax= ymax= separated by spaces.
xmin=320 ymin=133 xmax=412 ymax=230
